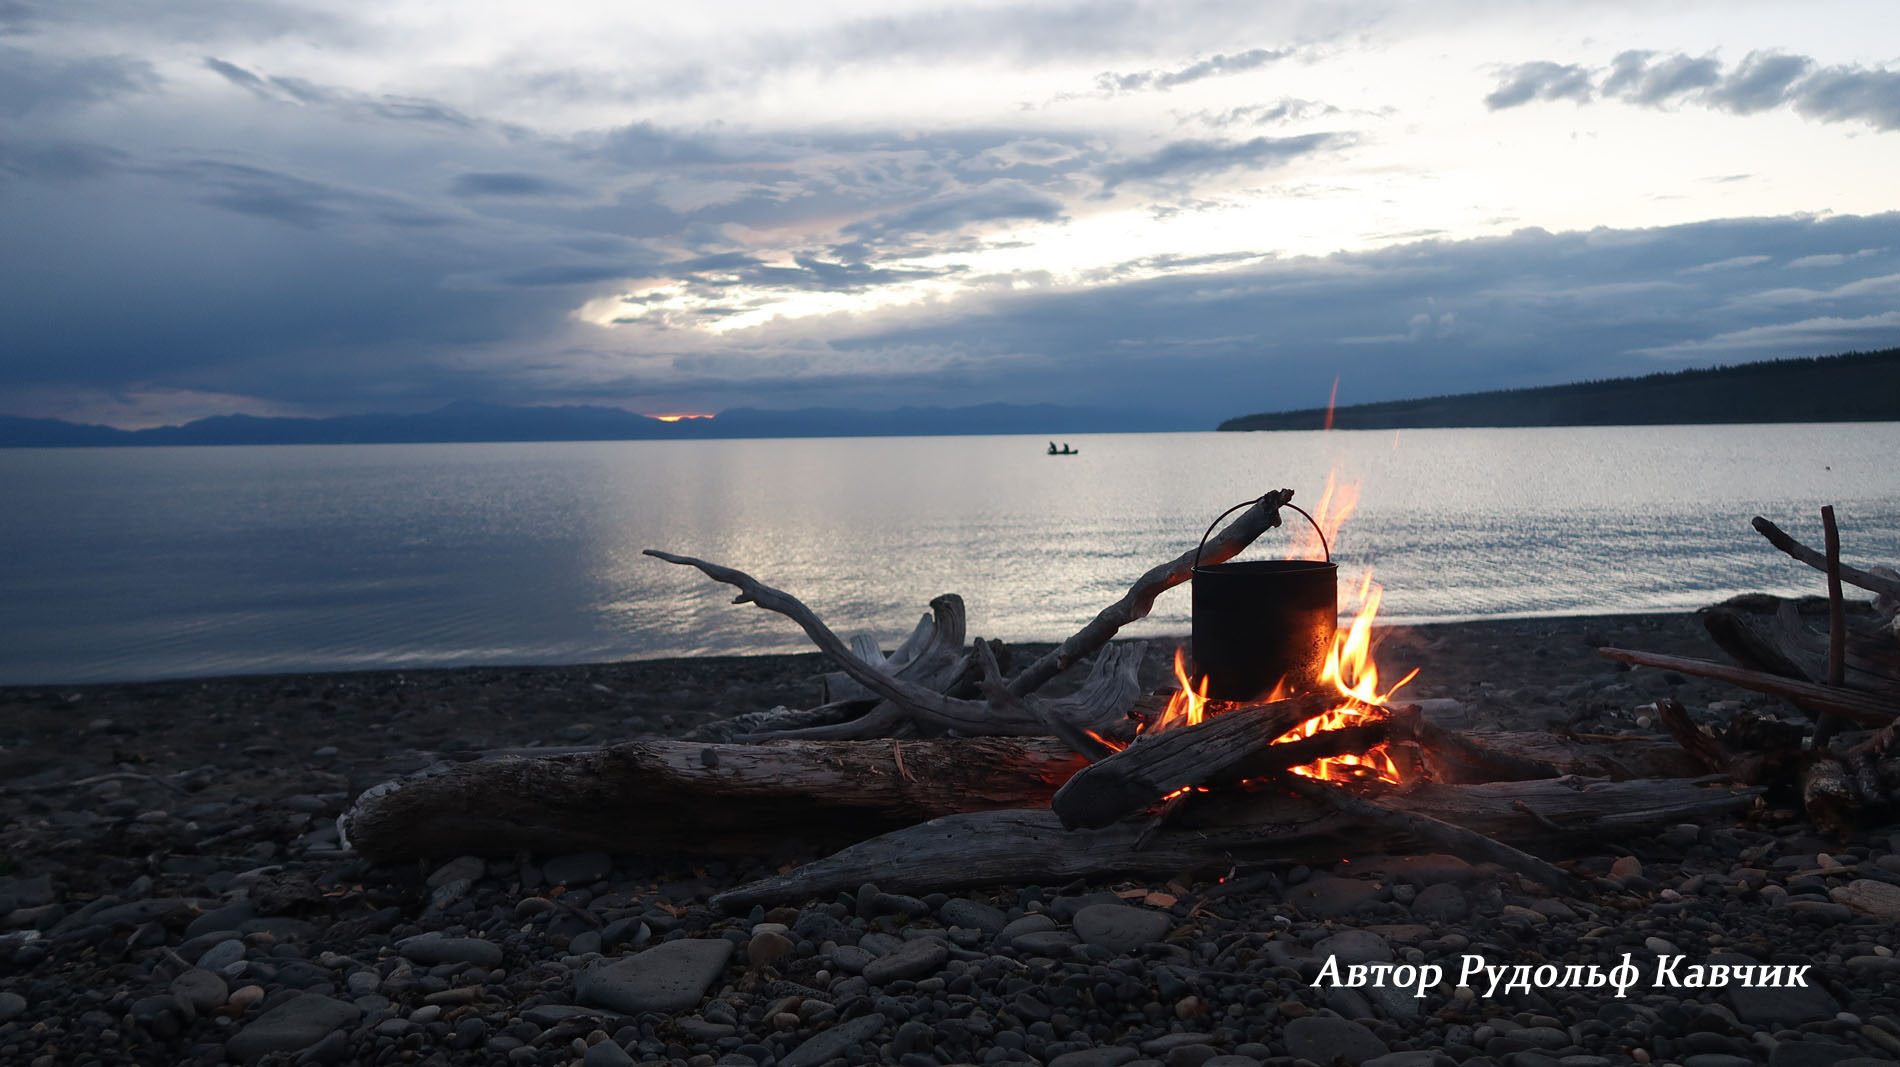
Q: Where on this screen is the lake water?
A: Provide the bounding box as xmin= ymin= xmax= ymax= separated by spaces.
xmin=1 ymin=424 xmax=1896 ymax=685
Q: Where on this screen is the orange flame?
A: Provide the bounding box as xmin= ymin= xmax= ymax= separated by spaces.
xmin=1286 ymin=470 xmax=1358 ymax=562
xmin=1155 ymin=647 xmax=1210 ymax=732
xmin=1272 ymin=571 xmax=1418 ymax=782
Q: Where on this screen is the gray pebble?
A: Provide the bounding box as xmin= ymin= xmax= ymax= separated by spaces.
xmin=1283 ymin=1016 xmax=1390 ymax=1066
xmin=397 ymin=935 xmax=503 ymax=968
xmin=1071 ymin=903 xmax=1172 ymax=953
xmin=576 ymin=937 xmax=734 ymax=1014
xmin=780 ymin=1011 xmax=889 ymax=1067
xmin=223 ymin=993 xmax=362 ymax=1061
xmin=196 ymin=937 xmax=246 ymax=972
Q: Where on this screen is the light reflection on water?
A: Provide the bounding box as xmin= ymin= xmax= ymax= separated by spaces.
xmin=0 ymin=424 xmax=1896 ymax=684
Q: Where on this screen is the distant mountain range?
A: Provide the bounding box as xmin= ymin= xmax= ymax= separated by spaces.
xmin=1219 ymin=348 xmax=1900 ymax=431
xmin=0 ymin=400 xmax=1200 ymax=447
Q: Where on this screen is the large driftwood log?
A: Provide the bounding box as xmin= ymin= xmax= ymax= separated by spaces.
xmin=1599 ymin=647 xmax=1899 ymax=727
xmin=339 ymin=736 xmax=1087 ymax=862
xmin=711 ymin=776 xmax=1763 ymax=909
xmin=1703 ymin=597 xmax=1900 ymax=696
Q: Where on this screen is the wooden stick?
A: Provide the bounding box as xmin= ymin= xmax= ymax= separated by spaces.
xmin=1824 ymin=507 xmax=1847 ymax=687
xmin=1817 ymin=506 xmax=1848 ymax=747
xmin=1599 ymin=647 xmax=1898 ymax=727
xmin=1752 ymin=515 xmax=1900 ymax=599
xmin=1006 ymin=489 xmax=1293 ymax=697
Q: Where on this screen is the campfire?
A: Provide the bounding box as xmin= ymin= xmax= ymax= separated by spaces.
xmin=338 ymin=486 xmax=1898 ymax=911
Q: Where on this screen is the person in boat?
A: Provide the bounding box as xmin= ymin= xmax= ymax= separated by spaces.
xmin=1048 ymin=441 xmax=1059 ymax=454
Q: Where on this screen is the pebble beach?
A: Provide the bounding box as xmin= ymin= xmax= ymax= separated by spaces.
xmin=3 ymin=612 xmax=1898 ymax=1067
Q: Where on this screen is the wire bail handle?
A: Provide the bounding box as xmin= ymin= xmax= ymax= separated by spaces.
xmin=1193 ymin=493 xmax=1330 ymax=572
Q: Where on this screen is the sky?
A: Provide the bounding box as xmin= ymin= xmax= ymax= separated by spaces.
xmin=3 ymin=1 xmax=1899 ymax=428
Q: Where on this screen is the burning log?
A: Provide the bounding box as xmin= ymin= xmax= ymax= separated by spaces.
xmin=710 ymin=777 xmax=1763 ymax=910
xmin=338 ymin=736 xmax=1088 ymax=862
xmin=1050 ymin=695 xmax=1334 ymax=829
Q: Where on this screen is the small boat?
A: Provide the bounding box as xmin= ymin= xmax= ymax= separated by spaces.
xmin=1046 ymin=442 xmax=1079 ymax=455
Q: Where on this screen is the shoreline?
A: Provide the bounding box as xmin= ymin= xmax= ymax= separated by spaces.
xmin=0 ymin=607 xmax=1723 ymax=694
xmin=7 ymin=609 xmax=1900 ymax=1065
xmin=1 ymin=612 xmax=1735 ymax=797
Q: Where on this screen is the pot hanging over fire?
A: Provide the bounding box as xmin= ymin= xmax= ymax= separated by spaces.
xmin=1191 ymin=495 xmax=1337 ymax=702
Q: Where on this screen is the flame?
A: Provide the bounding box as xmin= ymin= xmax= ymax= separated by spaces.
xmin=1154 ymin=647 xmax=1210 ymax=732
xmin=1272 ymin=571 xmax=1418 ymax=782
xmin=1286 ymin=470 xmax=1359 ymax=562
xmin=1323 ymin=375 xmax=1339 ymax=432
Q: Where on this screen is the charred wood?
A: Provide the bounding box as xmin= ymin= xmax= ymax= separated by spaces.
xmin=1049 ymin=695 xmax=1331 ymax=828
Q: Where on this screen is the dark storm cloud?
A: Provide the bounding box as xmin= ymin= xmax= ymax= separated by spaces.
xmin=1096 ymin=47 xmax=1292 ymax=93
xmin=1097 ymin=132 xmax=1341 ymax=190
xmin=0 ymin=46 xmax=157 ymax=115
xmin=1482 ymin=62 xmax=1592 ymax=110
xmin=1487 ymin=50 xmax=1900 ymax=131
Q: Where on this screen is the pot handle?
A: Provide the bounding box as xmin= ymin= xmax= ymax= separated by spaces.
xmin=1194 ymin=494 xmax=1330 ymax=571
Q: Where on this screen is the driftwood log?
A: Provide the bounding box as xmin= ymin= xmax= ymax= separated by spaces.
xmin=1599 ymin=647 xmax=1898 ymax=727
xmin=711 ymin=776 xmax=1762 ymax=910
xmin=339 ymin=736 xmax=1087 ymax=862
xmin=1751 ymin=515 xmax=1900 ymax=600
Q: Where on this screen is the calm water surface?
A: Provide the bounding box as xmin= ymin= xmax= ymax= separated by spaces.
xmin=1 ymin=424 xmax=1895 ymax=684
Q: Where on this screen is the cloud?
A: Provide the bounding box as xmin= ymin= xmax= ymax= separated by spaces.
xmin=0 ymin=137 xmax=123 ymax=182
xmin=1097 ymin=132 xmax=1341 ymax=190
xmin=1603 ymin=50 xmax=1720 ymax=106
xmin=0 ymin=46 xmax=157 ymax=115
xmin=843 ymin=181 xmax=1065 ymax=239
xmin=1630 ymin=310 xmax=1900 ymax=358
xmin=449 ymin=171 xmax=576 ymax=198
xmin=1096 ymin=47 xmax=1292 ymax=93
xmin=1483 ymin=61 xmax=1593 ymax=110
xmin=1794 ymin=66 xmax=1900 ymax=131
xmin=201 ymin=56 xmax=482 ymax=130
xmin=1705 ymin=51 xmax=1812 ymax=114
xmin=1486 ymin=49 xmax=1900 ymax=131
